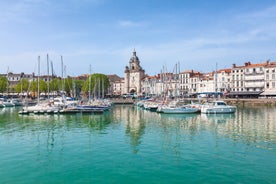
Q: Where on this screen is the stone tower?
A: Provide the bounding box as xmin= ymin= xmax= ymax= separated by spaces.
xmin=124 ymin=50 xmax=145 ymax=94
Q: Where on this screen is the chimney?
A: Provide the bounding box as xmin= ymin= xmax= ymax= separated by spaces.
xmin=232 ymin=63 xmax=236 ymax=68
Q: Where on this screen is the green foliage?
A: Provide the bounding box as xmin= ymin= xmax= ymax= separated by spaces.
xmin=82 ymin=73 xmax=110 ymax=97
xmin=0 ymin=76 xmax=8 ymax=93
xmin=49 ymin=78 xmax=61 ymax=92
xmin=30 ymin=79 xmax=47 ymax=93
xmin=15 ymin=79 xmax=30 ymax=93
xmin=64 ymin=78 xmax=73 ymax=95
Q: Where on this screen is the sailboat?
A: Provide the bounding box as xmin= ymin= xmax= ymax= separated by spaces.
xmin=157 ymin=63 xmax=200 ymax=114
xmin=19 ymin=55 xmax=61 ymax=114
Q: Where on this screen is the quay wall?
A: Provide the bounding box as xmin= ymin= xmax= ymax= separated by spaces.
xmin=108 ymin=98 xmax=276 ymax=106
xmin=223 ymin=98 xmax=276 ymax=107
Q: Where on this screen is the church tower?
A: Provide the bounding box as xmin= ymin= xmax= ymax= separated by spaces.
xmin=124 ymin=50 xmax=145 ymax=94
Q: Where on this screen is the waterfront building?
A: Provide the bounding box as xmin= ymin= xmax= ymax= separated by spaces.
xmin=124 ymin=50 xmax=146 ymax=95
xmin=141 ymin=75 xmax=160 ymax=96
xmin=189 ymin=72 xmax=202 ymax=95
xmin=179 ymin=70 xmax=201 ymax=96
xmin=216 ymin=68 xmax=231 ymax=94
xmin=107 ymin=74 xmax=124 ymax=96
xmin=228 ymin=62 xmax=266 ymax=98
xmin=261 ymin=61 xmax=276 ymax=97
xmin=197 ymin=72 xmax=214 ymax=94
xmin=6 ymin=72 xmax=34 ymax=85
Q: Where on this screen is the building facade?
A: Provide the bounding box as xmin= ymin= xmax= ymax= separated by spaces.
xmin=124 ymin=50 xmax=146 ymax=94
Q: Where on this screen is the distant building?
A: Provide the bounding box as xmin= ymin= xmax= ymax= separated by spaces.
xmin=107 ymin=74 xmax=124 ymax=96
xmin=124 ymin=50 xmax=146 ymax=94
xmin=261 ymin=61 xmax=276 ymax=97
xmin=228 ymin=61 xmax=267 ymax=98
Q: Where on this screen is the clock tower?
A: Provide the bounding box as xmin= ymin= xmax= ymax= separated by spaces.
xmin=124 ymin=50 xmax=145 ymax=94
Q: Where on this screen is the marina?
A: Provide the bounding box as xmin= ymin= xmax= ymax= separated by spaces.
xmin=0 ymin=104 xmax=275 ymax=183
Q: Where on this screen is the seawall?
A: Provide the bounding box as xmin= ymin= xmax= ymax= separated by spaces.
xmin=224 ymin=98 xmax=276 ymax=107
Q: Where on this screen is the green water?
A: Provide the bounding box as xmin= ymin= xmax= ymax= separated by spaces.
xmin=0 ymin=105 xmax=275 ymax=183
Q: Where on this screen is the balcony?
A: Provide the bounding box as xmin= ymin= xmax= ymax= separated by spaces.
xmin=244 ymin=75 xmax=264 ymax=81
xmin=244 ymin=71 xmax=264 ymax=76
xmin=244 ymin=82 xmax=264 ymax=88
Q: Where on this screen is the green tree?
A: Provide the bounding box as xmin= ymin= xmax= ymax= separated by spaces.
xmin=15 ymin=79 xmax=30 ymax=93
xmin=82 ymin=73 xmax=110 ymax=98
xmin=49 ymin=78 xmax=61 ymax=92
xmin=64 ymin=77 xmax=73 ymax=95
xmin=0 ymin=76 xmax=8 ymax=94
xmin=30 ymin=79 xmax=47 ymax=94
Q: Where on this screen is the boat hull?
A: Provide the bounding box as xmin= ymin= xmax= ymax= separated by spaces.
xmin=201 ymin=106 xmax=236 ymax=114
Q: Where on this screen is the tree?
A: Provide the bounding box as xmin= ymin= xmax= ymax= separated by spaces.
xmin=0 ymin=76 xmax=8 ymax=94
xmin=30 ymin=79 xmax=47 ymax=95
xmin=82 ymin=73 xmax=110 ymax=98
xmin=49 ymin=78 xmax=61 ymax=92
xmin=15 ymin=79 xmax=30 ymax=93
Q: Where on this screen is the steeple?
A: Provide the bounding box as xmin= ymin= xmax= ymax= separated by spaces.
xmin=133 ymin=48 xmax=136 ymax=57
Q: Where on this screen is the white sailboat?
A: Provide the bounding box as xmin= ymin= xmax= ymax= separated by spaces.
xmin=19 ymin=55 xmax=61 ymax=114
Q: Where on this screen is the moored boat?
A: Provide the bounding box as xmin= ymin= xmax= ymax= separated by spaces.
xmin=201 ymin=100 xmax=236 ymax=114
xmin=158 ymin=105 xmax=200 ymax=114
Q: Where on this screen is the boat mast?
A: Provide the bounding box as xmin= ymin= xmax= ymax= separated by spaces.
xmin=61 ymin=56 xmax=64 ymax=96
xmin=215 ymin=62 xmax=218 ymax=99
xmin=47 ymin=54 xmax=50 ymax=100
xmin=88 ymin=65 xmax=91 ymax=102
xmin=38 ymin=56 xmax=40 ymax=105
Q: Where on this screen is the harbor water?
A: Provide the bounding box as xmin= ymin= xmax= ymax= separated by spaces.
xmin=0 ymin=105 xmax=275 ymax=183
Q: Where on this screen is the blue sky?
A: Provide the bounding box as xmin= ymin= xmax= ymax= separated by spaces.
xmin=0 ymin=0 xmax=276 ymax=77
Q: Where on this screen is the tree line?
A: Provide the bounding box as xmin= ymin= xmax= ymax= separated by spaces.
xmin=0 ymin=73 xmax=110 ymax=98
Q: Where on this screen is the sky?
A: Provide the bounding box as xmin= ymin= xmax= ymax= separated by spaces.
xmin=0 ymin=0 xmax=276 ymax=77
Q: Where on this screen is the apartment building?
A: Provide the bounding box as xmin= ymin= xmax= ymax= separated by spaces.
xmin=107 ymin=74 xmax=124 ymax=96
xmin=262 ymin=61 xmax=276 ymax=96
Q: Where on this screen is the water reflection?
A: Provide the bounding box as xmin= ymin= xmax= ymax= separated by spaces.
xmin=0 ymin=105 xmax=275 ymax=154
xmin=112 ymin=105 xmax=276 ymax=151
xmin=111 ymin=105 xmax=147 ymax=153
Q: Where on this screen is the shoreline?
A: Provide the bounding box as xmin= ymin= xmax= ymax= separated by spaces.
xmin=108 ymin=97 xmax=276 ymax=106
xmin=224 ymin=98 xmax=276 ymax=107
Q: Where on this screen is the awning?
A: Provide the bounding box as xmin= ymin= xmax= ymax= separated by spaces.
xmin=260 ymin=91 xmax=276 ymax=96
xmin=227 ymin=91 xmax=263 ymax=96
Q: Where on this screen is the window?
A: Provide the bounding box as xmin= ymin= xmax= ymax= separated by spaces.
xmin=266 ymin=74 xmax=269 ymax=80
xmin=253 ymin=68 xmax=256 ymax=73
xmin=272 ymin=82 xmax=275 ymax=88
xmin=272 ymin=74 xmax=275 ymax=80
xmin=260 ymin=67 xmax=263 ymax=72
xmin=267 ymin=82 xmax=270 ymax=88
